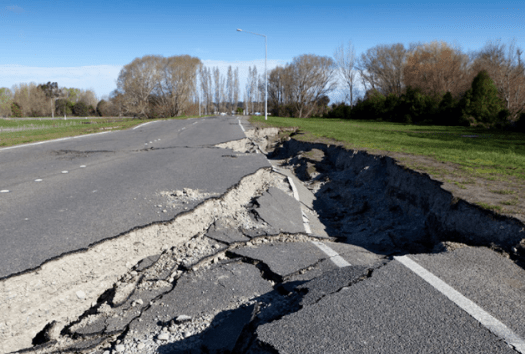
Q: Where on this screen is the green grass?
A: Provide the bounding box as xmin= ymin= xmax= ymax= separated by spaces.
xmin=252 ymin=116 xmax=525 ymax=181
xmin=0 ymin=115 xmax=206 ymax=148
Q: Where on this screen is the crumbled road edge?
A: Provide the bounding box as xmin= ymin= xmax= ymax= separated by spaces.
xmin=0 ymin=167 xmax=274 ymax=353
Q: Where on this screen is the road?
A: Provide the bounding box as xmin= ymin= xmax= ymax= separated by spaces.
xmin=0 ymin=116 xmax=268 ymax=278
xmin=1 ymin=116 xmax=525 ymax=354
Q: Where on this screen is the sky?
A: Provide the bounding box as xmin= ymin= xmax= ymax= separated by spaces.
xmin=0 ymin=0 xmax=524 ymax=99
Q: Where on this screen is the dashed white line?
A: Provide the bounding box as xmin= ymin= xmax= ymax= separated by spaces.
xmin=61 ymin=171 xmax=68 ymax=174
xmin=0 ymin=190 xmax=10 ymax=193
xmin=80 ymin=165 xmax=86 ymax=168
xmin=34 ymin=179 xmax=43 ymax=182
xmin=395 ymin=255 xmax=525 ymax=353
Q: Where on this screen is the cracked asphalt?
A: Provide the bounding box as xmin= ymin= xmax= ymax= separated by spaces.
xmin=0 ymin=116 xmax=269 ymax=278
xmin=2 ymin=116 xmax=525 ymax=354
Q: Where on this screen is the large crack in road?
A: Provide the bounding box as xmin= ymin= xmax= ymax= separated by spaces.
xmin=3 ymin=124 xmax=525 ymax=354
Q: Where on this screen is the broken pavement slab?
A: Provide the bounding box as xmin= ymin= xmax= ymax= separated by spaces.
xmin=205 ymin=220 xmax=250 ymax=244
xmin=254 ymin=187 xmax=305 ymax=234
xmin=127 ymin=262 xmax=273 ymax=335
xmin=230 ymin=241 xmax=330 ymax=281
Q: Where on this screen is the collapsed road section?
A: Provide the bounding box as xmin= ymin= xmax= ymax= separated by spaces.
xmin=2 ymin=124 xmax=525 ymax=354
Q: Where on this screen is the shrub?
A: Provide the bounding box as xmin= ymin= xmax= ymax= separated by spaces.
xmin=73 ymin=102 xmax=89 ymax=116
xmin=11 ymin=102 xmax=22 ymax=118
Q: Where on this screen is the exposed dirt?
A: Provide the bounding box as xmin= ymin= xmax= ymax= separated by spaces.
xmin=269 ymin=137 xmax=525 ymax=265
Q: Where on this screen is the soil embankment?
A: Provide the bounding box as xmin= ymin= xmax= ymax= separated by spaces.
xmin=269 ymin=137 xmax=525 ymax=265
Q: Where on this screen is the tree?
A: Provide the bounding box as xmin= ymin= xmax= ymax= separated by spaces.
xmin=461 ymin=70 xmax=505 ymax=125
xmin=226 ymin=66 xmax=233 ymax=112
xmin=403 ymin=41 xmax=471 ymax=98
xmin=0 ymin=87 xmax=13 ymax=117
xmin=233 ymin=67 xmax=240 ymax=112
xmin=334 ymin=41 xmax=359 ymax=106
xmin=287 ymin=54 xmax=337 ymax=118
xmin=116 ymin=55 xmax=164 ymax=118
xmin=471 ymin=39 xmax=525 ymax=120
xmin=38 ymin=82 xmax=60 ymax=118
xmin=356 ymin=43 xmax=407 ymax=96
xmin=157 ymin=55 xmax=202 ymax=117
xmin=12 ymin=83 xmax=49 ymax=117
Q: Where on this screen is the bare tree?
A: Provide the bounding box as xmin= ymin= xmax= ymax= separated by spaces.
xmin=403 ymin=41 xmax=471 ymax=98
xmin=158 ymin=55 xmax=201 ymax=116
xmin=12 ymin=82 xmax=49 ymax=117
xmin=0 ymin=87 xmax=13 ymax=117
xmin=226 ymin=66 xmax=233 ymax=112
xmin=287 ymin=54 xmax=337 ymax=118
xmin=233 ymin=67 xmax=240 ymax=113
xmin=356 ymin=43 xmax=407 ymax=96
xmin=116 ymin=55 xmax=164 ymax=117
xmin=334 ymin=41 xmax=358 ymax=105
xmin=213 ymin=67 xmax=221 ymax=113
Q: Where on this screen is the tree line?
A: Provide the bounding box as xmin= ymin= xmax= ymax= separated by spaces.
xmin=323 ymin=39 xmax=525 ymax=129
xmin=1 ymin=38 xmax=524 ymax=129
xmin=0 ymin=82 xmax=98 ymax=118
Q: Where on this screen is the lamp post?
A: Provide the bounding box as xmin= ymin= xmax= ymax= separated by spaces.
xmin=236 ymin=28 xmax=267 ymax=121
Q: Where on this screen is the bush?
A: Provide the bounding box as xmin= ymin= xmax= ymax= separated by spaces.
xmin=73 ymin=102 xmax=89 ymax=116
xmin=55 ymin=99 xmax=73 ymax=116
xmin=515 ymin=112 xmax=525 ymax=133
xmin=11 ymin=102 xmax=22 ymax=118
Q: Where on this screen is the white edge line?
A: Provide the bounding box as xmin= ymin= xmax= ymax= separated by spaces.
xmin=395 ymin=255 xmax=525 ymax=353
xmin=311 ymin=241 xmax=351 ymax=268
xmin=287 ymin=176 xmax=300 ymax=201
xmin=132 ymin=121 xmax=158 ymax=130
xmin=0 ymin=125 xmax=122 ymax=152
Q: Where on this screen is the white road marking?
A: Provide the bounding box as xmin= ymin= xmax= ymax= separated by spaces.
xmin=132 ymin=121 xmax=157 ymax=130
xmin=0 ymin=131 xmax=111 ymax=152
xmin=311 ymin=241 xmax=351 ymax=268
xmin=61 ymin=171 xmax=68 ymax=174
xmin=0 ymin=190 xmax=10 ymax=193
xmin=237 ymin=118 xmax=245 ymax=132
xmin=80 ymin=165 xmax=86 ymax=168
xmin=395 ymin=255 xmax=525 ymax=353
xmin=34 ymin=179 xmax=43 ymax=182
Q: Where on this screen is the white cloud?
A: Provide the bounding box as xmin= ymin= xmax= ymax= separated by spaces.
xmin=0 ymin=65 xmax=122 ymax=98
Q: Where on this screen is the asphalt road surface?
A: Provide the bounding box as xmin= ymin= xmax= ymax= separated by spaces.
xmin=0 ymin=116 xmax=268 ymax=278
xmin=2 ymin=115 xmax=525 ymax=354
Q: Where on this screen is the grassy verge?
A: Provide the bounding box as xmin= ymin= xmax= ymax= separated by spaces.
xmin=251 ymin=116 xmax=525 ymax=218
xmin=0 ymin=115 xmax=207 ymax=148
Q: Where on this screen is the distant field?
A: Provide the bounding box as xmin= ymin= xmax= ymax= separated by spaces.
xmin=251 ymin=116 xmax=525 ymax=181
xmin=0 ymin=116 xmax=205 ymax=148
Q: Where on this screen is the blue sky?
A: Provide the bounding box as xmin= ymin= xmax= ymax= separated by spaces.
xmin=0 ymin=0 xmax=524 ymax=98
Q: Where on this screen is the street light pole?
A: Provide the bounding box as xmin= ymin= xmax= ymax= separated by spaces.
xmin=236 ymin=28 xmax=267 ymax=121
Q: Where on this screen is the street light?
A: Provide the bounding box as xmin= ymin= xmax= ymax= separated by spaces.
xmin=236 ymin=28 xmax=267 ymax=121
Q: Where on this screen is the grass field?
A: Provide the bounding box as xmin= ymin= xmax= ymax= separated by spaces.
xmin=251 ymin=116 xmax=525 ymax=217
xmin=251 ymin=116 xmax=525 ymax=181
xmin=0 ymin=116 xmax=204 ymax=148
